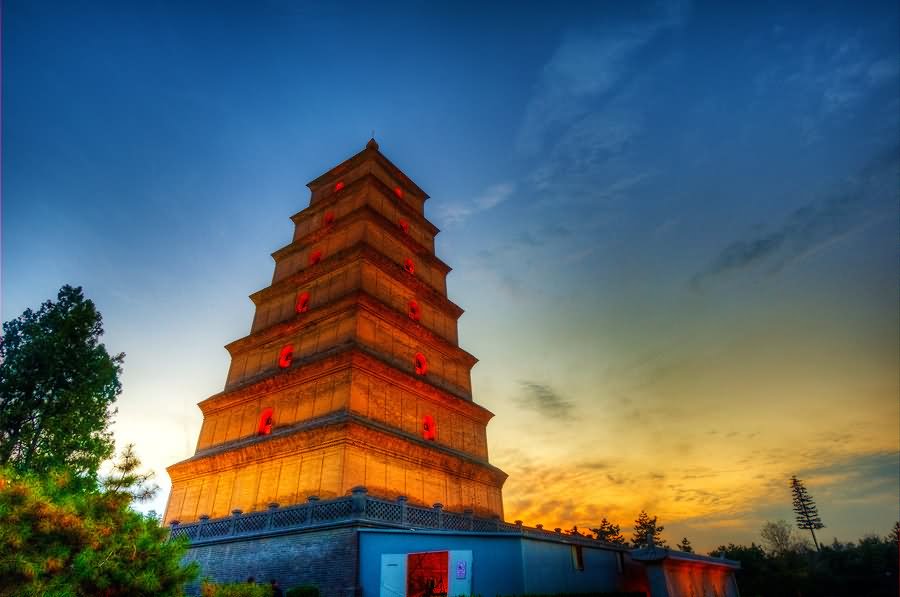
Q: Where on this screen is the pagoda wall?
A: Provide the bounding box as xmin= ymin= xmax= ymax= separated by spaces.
xmin=271 ymin=216 xmax=448 ymax=295
xmin=307 ymin=158 xmax=427 ymax=217
xmin=250 ymin=257 xmax=459 ymax=345
xmin=225 ymin=300 xmax=473 ymax=397
xmin=166 ymin=422 xmax=504 ymax=524
xmin=198 ymin=356 xmax=488 ymax=459
xmin=292 ymin=176 xmax=435 ymax=253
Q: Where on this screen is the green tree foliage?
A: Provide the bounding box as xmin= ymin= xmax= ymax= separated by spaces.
xmin=201 ymin=580 xmax=273 ymax=597
xmin=591 ymin=518 xmax=627 ymax=546
xmin=0 ymin=446 xmax=197 ymax=596
xmin=677 ymin=537 xmax=693 ymax=553
xmin=790 ymin=475 xmax=824 ymax=551
xmin=0 ymin=285 xmax=124 ymax=480
xmin=631 ymin=510 xmax=667 ymax=548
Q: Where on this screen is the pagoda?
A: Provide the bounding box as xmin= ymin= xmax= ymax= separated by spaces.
xmin=164 ymin=139 xmax=507 ymax=526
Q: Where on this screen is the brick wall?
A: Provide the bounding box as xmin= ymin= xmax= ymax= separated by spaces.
xmin=182 ymin=525 xmax=359 ymax=597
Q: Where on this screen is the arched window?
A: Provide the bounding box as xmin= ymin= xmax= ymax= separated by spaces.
xmin=334 ymin=181 xmax=345 ymax=192
xmin=323 ymin=211 xmax=335 ymax=226
xmin=398 ymin=218 xmax=410 ymax=234
xmin=408 ymin=300 xmax=421 ymax=321
xmin=403 ymin=258 xmax=415 ymax=275
xmin=414 ymin=352 xmax=427 ymax=375
xmin=309 ymin=250 xmax=323 ymax=266
xmin=278 ymin=344 xmax=294 ymax=369
xmin=393 ymin=186 xmax=404 ymax=199
xmin=295 ymin=291 xmax=311 ymax=314
xmin=258 ymin=407 xmax=274 ymax=435
xmin=422 ymin=415 xmax=436 ymax=440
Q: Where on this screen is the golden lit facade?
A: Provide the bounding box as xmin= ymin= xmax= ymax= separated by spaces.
xmin=164 ymin=140 xmax=507 ymax=525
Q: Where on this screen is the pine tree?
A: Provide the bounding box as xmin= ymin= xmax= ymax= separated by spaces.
xmin=0 ymin=445 xmax=197 ymax=595
xmin=790 ymin=475 xmax=824 ymax=551
xmin=632 ymin=510 xmax=667 ymax=548
xmin=591 ymin=517 xmax=626 ymax=545
xmin=0 ymin=285 xmax=123 ymax=480
xmin=677 ymin=537 xmax=693 ymax=553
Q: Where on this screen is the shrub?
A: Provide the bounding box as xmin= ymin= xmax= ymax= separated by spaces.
xmin=286 ymin=586 xmax=320 ymax=597
xmin=201 ymin=579 xmax=273 ymax=597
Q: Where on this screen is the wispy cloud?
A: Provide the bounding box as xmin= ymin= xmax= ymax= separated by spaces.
xmin=690 ymin=145 xmax=898 ymax=289
xmin=515 ymin=3 xmax=687 ymax=203
xmin=438 ymin=181 xmax=515 ymax=225
xmin=517 ymin=2 xmax=689 ymax=156
xmin=755 ymin=32 xmax=900 ymax=144
xmin=515 ymin=381 xmax=575 ymax=420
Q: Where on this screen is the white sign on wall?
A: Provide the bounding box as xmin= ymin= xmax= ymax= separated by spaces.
xmin=448 ymin=551 xmax=472 ymax=596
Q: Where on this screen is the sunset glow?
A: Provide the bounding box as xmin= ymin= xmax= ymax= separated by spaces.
xmin=4 ymin=0 xmax=897 ymax=553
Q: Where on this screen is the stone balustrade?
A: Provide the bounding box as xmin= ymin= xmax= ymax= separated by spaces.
xmin=168 ymin=486 xmax=607 ymax=548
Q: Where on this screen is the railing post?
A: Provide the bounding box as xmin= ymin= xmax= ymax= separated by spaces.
xmin=464 ymin=508 xmax=474 ymax=531
xmin=397 ymin=496 xmax=408 ymax=525
xmin=515 ymin=520 xmax=523 ymax=534
xmin=433 ymin=503 xmax=443 ymax=529
xmin=230 ymin=509 xmax=242 ymax=535
xmin=198 ymin=514 xmax=209 ymax=538
xmin=351 ymin=486 xmax=368 ymax=518
xmin=266 ymin=503 xmax=279 ymax=530
xmin=305 ymin=495 xmax=319 ymax=526
xmin=491 ymin=514 xmax=501 ymax=531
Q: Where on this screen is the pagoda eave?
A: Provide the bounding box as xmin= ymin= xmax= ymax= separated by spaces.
xmin=305 ymin=145 xmax=429 ymax=201
xmin=167 ymin=414 xmax=507 ymax=488
xmin=199 ymin=346 xmax=494 ymax=424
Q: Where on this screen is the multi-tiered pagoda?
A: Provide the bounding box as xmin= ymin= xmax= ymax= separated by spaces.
xmin=164 ymin=139 xmax=507 ymax=526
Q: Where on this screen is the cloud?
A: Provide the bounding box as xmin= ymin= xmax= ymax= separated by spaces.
xmin=797 ymin=451 xmax=899 ymax=504
xmin=690 ymin=145 xmax=898 ymax=289
xmin=517 ymin=2 xmax=689 ymax=156
xmin=515 ymin=4 xmax=686 ymax=206
xmin=757 ymin=33 xmax=900 ymax=143
xmin=438 ymin=182 xmax=515 ymax=225
xmin=514 ymin=381 xmax=575 ymax=420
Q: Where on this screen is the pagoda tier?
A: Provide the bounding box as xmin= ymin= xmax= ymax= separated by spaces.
xmin=164 ymin=140 xmax=507 ymax=525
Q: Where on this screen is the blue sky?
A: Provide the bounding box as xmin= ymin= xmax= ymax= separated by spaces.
xmin=4 ymin=0 xmax=898 ymax=550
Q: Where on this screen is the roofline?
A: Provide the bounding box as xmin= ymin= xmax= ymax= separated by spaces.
xmin=306 ymin=141 xmax=429 ymax=199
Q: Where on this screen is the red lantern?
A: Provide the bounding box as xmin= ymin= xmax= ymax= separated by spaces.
xmin=408 ymin=300 xmax=421 ymax=321
xmin=295 ymin=291 xmax=310 ymax=314
xmin=309 ymin=250 xmax=322 ymax=266
xmin=258 ymin=407 xmax=274 ymax=435
xmin=393 ymin=186 xmax=404 ymax=199
xmin=334 ymin=181 xmax=345 ymax=192
xmin=323 ymin=211 xmax=335 ymax=226
xmin=398 ymin=218 xmax=409 ymax=234
xmin=278 ymin=344 xmax=294 ymax=369
xmin=414 ymin=352 xmax=427 ymax=375
xmin=422 ymin=415 xmax=436 ymax=440
xmin=403 ymin=258 xmax=415 ymax=275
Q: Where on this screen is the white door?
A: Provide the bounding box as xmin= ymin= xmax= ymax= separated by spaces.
xmin=447 ymin=550 xmax=472 ymax=597
xmin=380 ymin=553 xmax=406 ymax=597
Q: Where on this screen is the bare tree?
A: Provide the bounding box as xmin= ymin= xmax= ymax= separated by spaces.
xmin=760 ymin=520 xmax=808 ymax=555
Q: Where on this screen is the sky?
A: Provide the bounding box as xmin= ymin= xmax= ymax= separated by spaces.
xmin=3 ymin=0 xmax=898 ymax=551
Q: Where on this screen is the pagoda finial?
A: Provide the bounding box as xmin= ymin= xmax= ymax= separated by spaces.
xmin=366 ymin=135 xmax=378 ymax=151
